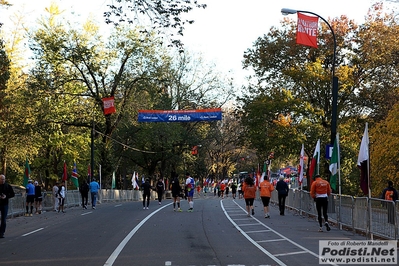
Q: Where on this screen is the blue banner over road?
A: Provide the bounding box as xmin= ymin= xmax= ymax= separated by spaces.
xmin=138 ymin=108 xmax=222 ymax=122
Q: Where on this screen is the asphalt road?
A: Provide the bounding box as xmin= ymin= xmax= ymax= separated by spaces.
xmin=1 ymin=194 xmax=397 ymax=266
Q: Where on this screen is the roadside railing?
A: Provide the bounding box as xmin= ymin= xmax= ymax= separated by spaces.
xmin=6 ymin=189 xmax=148 ymax=218
xmin=269 ymin=188 xmax=398 ymax=240
xmin=6 ymin=187 xmax=398 ymax=240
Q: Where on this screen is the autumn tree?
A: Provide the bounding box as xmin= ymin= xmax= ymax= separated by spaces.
xmin=239 ymin=3 xmax=399 ymax=194
xmin=27 ymin=3 xmax=174 ymax=183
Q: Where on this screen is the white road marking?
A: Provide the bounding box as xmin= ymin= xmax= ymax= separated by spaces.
xmin=114 ymin=204 xmax=122 ymax=207
xmin=274 ymin=251 xmax=308 ymax=257
xmin=104 ymin=202 xmax=173 ymax=266
xmin=224 ymin=200 xmax=338 ymax=266
xmin=221 ymin=201 xmax=287 ymax=266
xmin=246 ymin=230 xmax=270 ymax=233
xmin=22 ymin=228 xmax=44 ymax=237
xmin=81 ymin=212 xmax=92 ymax=216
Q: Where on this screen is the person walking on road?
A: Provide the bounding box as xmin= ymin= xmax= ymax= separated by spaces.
xmin=381 ymin=180 xmax=398 ymax=224
xmin=155 ymin=178 xmax=165 ymax=205
xmin=185 ymin=173 xmax=195 ymax=212
xmin=141 ymin=178 xmax=153 ymax=209
xmin=231 ymin=182 xmax=237 ymax=199
xmin=80 ymin=180 xmax=89 ymax=209
xmin=25 ymin=179 xmax=35 ymax=216
xmin=275 ymin=175 xmax=289 ymax=216
xmin=237 ymin=181 xmax=243 ymax=199
xmin=0 ymin=174 xmax=15 ymax=238
xmin=52 ymin=182 xmax=59 ymax=211
xmin=220 ymin=181 xmax=226 ymax=199
xmin=34 ymin=181 xmax=43 ymax=214
xmin=58 ymin=181 xmax=66 ymax=213
xmin=89 ymin=178 xmax=100 ymax=209
xmin=171 ymin=174 xmax=182 ymax=212
xmin=259 ymin=176 xmax=274 ymax=218
xmin=242 ymin=176 xmax=257 ymax=217
xmin=310 ymin=175 xmax=332 ymax=232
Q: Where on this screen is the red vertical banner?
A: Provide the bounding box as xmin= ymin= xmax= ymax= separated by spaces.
xmin=296 ymin=13 xmax=319 ymax=48
xmin=102 ymin=97 xmax=116 ymax=115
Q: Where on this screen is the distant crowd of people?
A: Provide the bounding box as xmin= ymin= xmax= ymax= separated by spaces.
xmin=0 ymin=171 xmax=397 ymax=240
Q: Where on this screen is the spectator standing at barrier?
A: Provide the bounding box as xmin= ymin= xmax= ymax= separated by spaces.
xmin=52 ymin=182 xmax=59 ymax=211
xmin=185 ymin=173 xmax=195 ymax=212
xmin=89 ymin=178 xmax=100 ymax=210
xmin=259 ymin=176 xmax=274 ymax=218
xmin=275 ymin=175 xmax=289 ymax=216
xmin=171 ymin=175 xmax=182 ymax=212
xmin=58 ymin=181 xmax=66 ymax=213
xmin=156 ymin=178 xmax=165 ymax=205
xmin=80 ymin=180 xmax=89 ymax=209
xmin=0 ymin=174 xmax=15 ymax=238
xmin=381 ymin=180 xmax=398 ymax=224
xmin=25 ymin=179 xmax=35 ymax=216
xmin=243 ymin=176 xmax=257 ymax=217
xmin=141 ymin=178 xmax=153 ymax=209
xmin=310 ymin=175 xmax=332 ymax=232
xmin=34 ymin=181 xmax=43 ymax=214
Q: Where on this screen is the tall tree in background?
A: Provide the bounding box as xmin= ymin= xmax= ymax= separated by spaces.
xmin=113 ymin=51 xmax=234 ymax=185
xmin=28 ymin=3 xmax=173 ymax=182
xmin=240 ymin=3 xmax=399 ymax=194
xmin=104 ymin=0 xmax=207 ymax=49
xmin=0 ymin=37 xmax=10 ymax=174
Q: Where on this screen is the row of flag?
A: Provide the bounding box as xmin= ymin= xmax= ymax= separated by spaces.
xmin=299 ymin=123 xmax=369 ymax=195
xmin=23 ymin=161 xmax=90 ymax=189
xmin=23 ymin=159 xmax=141 ymax=191
xmin=251 ymin=123 xmax=369 ymax=196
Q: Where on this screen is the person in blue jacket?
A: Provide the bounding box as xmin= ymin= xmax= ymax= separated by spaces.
xmin=89 ymin=178 xmax=100 ymax=209
xmin=25 ymin=179 xmax=35 ymax=216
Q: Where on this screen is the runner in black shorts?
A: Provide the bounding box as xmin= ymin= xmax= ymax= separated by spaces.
xmin=171 ymin=174 xmax=182 ymax=212
xmin=34 ymin=181 xmax=43 ymax=214
xmin=25 ymin=179 xmax=35 ymax=216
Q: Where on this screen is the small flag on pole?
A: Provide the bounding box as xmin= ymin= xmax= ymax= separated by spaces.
xmin=299 ymin=144 xmax=305 ymax=184
xmin=329 ymin=134 xmax=340 ymax=191
xmin=71 ymin=162 xmax=79 ymax=188
xmin=132 ymin=172 xmax=139 ymax=190
xmin=23 ymin=158 xmax=31 ymax=187
xmin=87 ymin=164 xmax=91 ymax=181
xmin=112 ymin=171 xmax=116 ymax=189
xmin=357 ymin=123 xmax=369 ymax=195
xmin=308 ymin=139 xmax=320 ymax=185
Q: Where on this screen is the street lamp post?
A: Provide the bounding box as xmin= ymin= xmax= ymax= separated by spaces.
xmin=281 ymin=8 xmax=338 ymax=145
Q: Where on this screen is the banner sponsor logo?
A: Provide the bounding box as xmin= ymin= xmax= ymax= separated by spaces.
xmin=138 ymin=108 xmax=222 ymax=122
xmin=319 ymin=240 xmax=397 ymax=264
xmin=297 ymin=12 xmax=318 ymax=48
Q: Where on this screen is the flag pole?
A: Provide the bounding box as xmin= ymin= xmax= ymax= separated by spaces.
xmin=337 ymin=133 xmax=342 ymax=229
xmin=366 ymin=123 xmax=373 ymax=240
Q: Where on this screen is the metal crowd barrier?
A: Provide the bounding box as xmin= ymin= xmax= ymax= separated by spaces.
xmin=6 ymin=189 xmax=149 ymax=218
xmin=6 ymin=188 xmax=399 ymax=240
xmin=268 ymin=188 xmax=398 ymax=240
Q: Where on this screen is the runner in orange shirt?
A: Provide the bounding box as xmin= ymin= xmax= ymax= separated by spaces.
xmin=310 ymin=175 xmax=332 ymax=232
xmin=242 ymin=177 xmax=257 ymax=217
xmin=259 ymin=177 xmax=274 ymax=218
xmin=220 ymin=182 xmax=226 ymax=199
